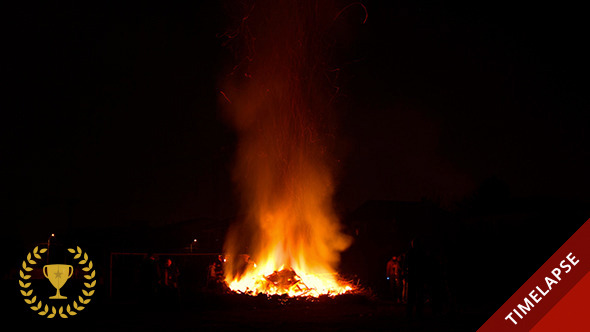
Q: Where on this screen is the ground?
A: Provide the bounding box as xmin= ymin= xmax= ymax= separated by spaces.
xmin=11 ymin=293 xmax=486 ymax=331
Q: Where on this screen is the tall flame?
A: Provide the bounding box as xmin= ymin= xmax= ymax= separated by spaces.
xmin=221 ymin=0 xmax=353 ymax=297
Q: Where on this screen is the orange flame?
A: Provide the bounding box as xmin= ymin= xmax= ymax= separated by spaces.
xmin=221 ymin=0 xmax=353 ymax=297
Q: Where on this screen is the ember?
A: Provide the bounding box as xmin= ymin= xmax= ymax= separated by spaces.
xmin=220 ymin=0 xmax=360 ymax=297
xmin=228 ymin=266 xmax=354 ymax=298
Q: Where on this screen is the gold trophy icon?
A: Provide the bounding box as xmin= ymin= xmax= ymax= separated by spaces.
xmin=43 ymin=264 xmax=73 ymax=299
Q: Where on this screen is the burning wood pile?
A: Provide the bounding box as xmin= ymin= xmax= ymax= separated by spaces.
xmin=264 ymin=269 xmax=303 ymax=294
xmin=227 ymin=265 xmax=354 ymax=298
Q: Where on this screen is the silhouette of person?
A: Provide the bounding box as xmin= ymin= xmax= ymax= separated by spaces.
xmin=140 ymin=252 xmax=160 ymax=302
xmin=214 ymin=255 xmax=225 ymax=281
xmin=207 ymin=255 xmax=228 ymax=292
xmin=386 ymin=256 xmax=402 ymax=303
xmin=399 ymin=253 xmax=408 ymax=303
xmin=163 ymin=258 xmax=179 ymax=288
xmin=207 ymin=260 xmax=217 ymax=288
xmin=405 ymin=238 xmax=427 ymax=318
xmin=161 ymin=258 xmax=180 ymax=304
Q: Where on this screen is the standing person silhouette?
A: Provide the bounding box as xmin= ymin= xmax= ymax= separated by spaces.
xmin=162 ymin=258 xmax=180 ymax=305
xmin=386 ymin=256 xmax=402 ymax=303
xmin=405 ymin=238 xmax=427 ymax=319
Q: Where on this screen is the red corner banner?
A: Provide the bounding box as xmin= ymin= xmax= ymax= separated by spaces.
xmin=478 ymin=218 xmax=590 ymax=332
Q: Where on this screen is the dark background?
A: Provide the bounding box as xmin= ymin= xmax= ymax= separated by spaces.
xmin=2 ymin=0 xmax=588 ymax=329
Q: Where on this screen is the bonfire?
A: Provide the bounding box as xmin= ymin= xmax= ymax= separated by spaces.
xmin=219 ymin=0 xmax=364 ymax=298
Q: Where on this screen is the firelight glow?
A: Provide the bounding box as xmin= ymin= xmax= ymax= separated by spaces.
xmin=221 ymin=0 xmax=355 ymax=297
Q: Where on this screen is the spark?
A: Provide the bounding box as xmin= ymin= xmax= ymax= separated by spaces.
xmin=219 ymin=90 xmax=232 ymax=104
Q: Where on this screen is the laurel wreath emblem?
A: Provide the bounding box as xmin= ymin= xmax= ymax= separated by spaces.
xmin=19 ymin=246 xmax=96 ymax=318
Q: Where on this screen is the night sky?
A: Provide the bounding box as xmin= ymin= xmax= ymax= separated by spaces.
xmin=2 ymin=0 xmax=588 ymax=239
